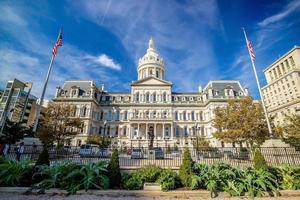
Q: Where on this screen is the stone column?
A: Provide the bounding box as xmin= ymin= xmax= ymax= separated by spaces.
xmin=138 ymin=123 xmax=140 ymax=138
xmin=154 ymin=123 xmax=157 ymax=139
xmin=171 ymin=123 xmax=173 ymax=140
xmin=163 ymin=123 xmax=165 ymax=139
xmin=146 ymin=123 xmax=148 ymax=140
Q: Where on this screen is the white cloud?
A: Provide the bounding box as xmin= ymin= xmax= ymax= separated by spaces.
xmin=90 ymin=54 xmax=121 ymax=70
xmin=258 ymin=0 xmax=300 ymax=27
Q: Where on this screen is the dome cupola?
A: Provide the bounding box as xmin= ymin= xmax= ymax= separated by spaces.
xmin=137 ymin=37 xmax=165 ymax=80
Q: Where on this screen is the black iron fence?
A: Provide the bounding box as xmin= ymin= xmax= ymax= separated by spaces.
xmin=3 ymin=145 xmax=300 ymax=168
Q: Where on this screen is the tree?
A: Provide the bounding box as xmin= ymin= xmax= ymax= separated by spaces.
xmin=86 ymin=135 xmax=111 ymax=148
xmin=213 ymin=96 xmax=269 ymax=146
xmin=179 ymin=147 xmax=194 ymax=187
xmin=192 ymin=136 xmax=210 ymax=151
xmin=253 ymin=148 xmax=267 ymax=170
xmin=0 ymin=119 xmax=31 ymax=144
xmin=108 ymin=148 xmax=121 ymax=188
xmin=280 ymin=114 xmax=300 ymax=150
xmin=37 ymin=103 xmax=83 ymax=147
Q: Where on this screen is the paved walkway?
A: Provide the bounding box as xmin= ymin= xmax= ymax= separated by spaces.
xmin=1 ymin=188 xmax=300 ymax=200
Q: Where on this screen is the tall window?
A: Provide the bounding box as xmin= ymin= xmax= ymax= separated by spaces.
xmin=176 ymin=126 xmax=180 ymax=137
xmin=153 ymin=92 xmax=156 ymax=102
xmin=175 ymin=111 xmax=178 ymax=120
xmin=124 ymin=111 xmax=128 ymax=120
xmin=146 ymin=92 xmax=150 ymax=102
xmin=135 ymin=92 xmax=139 ymax=102
xmin=156 ymin=70 xmax=159 ymax=78
xmin=82 ymin=106 xmax=87 ymax=117
xmin=115 ymin=111 xmax=120 ymax=121
xmin=165 ymin=127 xmax=169 ymax=137
xmin=100 ymin=111 xmax=104 ymax=120
xmin=191 ymin=111 xmax=195 ymax=121
xmin=108 ymin=110 xmax=112 ymax=121
xmin=184 ymin=126 xmax=188 ymax=137
xmin=162 ymin=92 xmax=167 ymax=102
xmin=183 ymin=111 xmax=186 ymax=121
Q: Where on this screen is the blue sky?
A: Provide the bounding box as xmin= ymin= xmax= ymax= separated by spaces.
xmin=1 ymin=0 xmax=300 ymax=99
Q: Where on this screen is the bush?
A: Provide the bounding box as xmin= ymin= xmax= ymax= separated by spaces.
xmin=0 ymin=159 xmax=34 ymax=186
xmin=253 ymin=148 xmax=267 ymax=170
xmin=108 ymin=148 xmax=121 ymax=188
xmin=179 ymin=147 xmax=194 ymax=187
xmin=122 ymin=172 xmax=144 ymax=190
xmin=156 ymin=169 xmax=180 ymax=191
xmin=277 ymin=165 xmax=300 ymax=190
xmin=35 ymin=147 xmax=50 ymax=166
xmin=138 ymin=165 xmax=161 ymax=183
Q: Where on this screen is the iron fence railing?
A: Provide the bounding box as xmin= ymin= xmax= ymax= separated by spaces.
xmin=3 ymin=145 xmax=300 ymax=168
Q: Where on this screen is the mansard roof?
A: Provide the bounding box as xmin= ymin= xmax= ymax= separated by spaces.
xmin=203 ymin=80 xmax=245 ymax=95
xmin=131 ymin=76 xmax=172 ymax=86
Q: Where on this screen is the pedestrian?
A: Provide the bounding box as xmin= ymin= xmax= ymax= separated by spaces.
xmin=16 ymin=142 xmax=24 ymax=161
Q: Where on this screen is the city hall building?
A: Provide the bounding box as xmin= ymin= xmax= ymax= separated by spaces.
xmin=54 ymin=38 xmax=249 ymax=148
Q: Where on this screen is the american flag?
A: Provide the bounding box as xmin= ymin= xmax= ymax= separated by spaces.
xmin=52 ymin=30 xmax=63 ymax=57
xmin=247 ymin=39 xmax=255 ymax=61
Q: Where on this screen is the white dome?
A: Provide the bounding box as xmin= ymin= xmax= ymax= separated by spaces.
xmin=137 ymin=37 xmax=165 ymax=80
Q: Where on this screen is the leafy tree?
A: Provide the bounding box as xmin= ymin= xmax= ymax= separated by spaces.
xmin=108 ymin=148 xmax=121 ymax=188
xmin=179 ymin=147 xmax=194 ymax=187
xmin=86 ymin=135 xmax=111 ymax=148
xmin=0 ymin=119 xmax=31 ymax=144
xmin=37 ymin=103 xmax=83 ymax=147
xmin=35 ymin=148 xmax=50 ymax=166
xmin=280 ymin=114 xmax=300 ymax=150
xmin=213 ymin=96 xmax=269 ymax=146
xmin=192 ymin=136 xmax=210 ymax=151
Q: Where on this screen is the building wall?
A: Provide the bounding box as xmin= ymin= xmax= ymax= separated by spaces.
xmin=262 ymin=46 xmax=300 ymax=126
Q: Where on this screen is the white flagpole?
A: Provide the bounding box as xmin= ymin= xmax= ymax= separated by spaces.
xmin=242 ymin=28 xmax=273 ymax=138
xmin=32 ymin=29 xmax=61 ymax=133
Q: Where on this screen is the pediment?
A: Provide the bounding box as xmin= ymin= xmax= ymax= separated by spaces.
xmin=131 ymin=77 xmax=172 ymax=86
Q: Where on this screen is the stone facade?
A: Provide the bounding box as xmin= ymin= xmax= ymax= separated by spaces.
xmin=53 ymin=38 xmax=248 ymax=148
xmin=262 ymin=46 xmax=300 ymax=126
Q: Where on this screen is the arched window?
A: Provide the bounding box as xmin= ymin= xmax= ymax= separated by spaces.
xmin=153 ymin=92 xmax=156 ymax=102
xmin=163 ymin=92 xmax=167 ymax=102
xmin=135 ymin=92 xmax=139 ymax=102
xmin=146 ymin=92 xmax=150 ymax=102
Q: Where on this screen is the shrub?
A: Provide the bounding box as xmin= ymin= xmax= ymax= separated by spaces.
xmin=253 ymin=148 xmax=267 ymax=170
xmin=156 ymin=169 xmax=180 ymax=191
xmin=138 ymin=165 xmax=161 ymax=183
xmin=179 ymin=147 xmax=194 ymax=187
xmin=122 ymin=172 xmax=143 ymax=190
xmin=0 ymin=159 xmax=34 ymax=186
xmin=35 ymin=147 xmax=50 ymax=166
xmin=277 ymin=165 xmax=300 ymax=190
xmin=108 ymin=148 xmax=121 ymax=188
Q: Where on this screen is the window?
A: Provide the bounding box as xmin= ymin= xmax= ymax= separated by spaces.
xmin=82 ymin=107 xmax=87 ymax=117
xmin=192 ymin=127 xmax=196 ymax=136
xmin=115 ymin=111 xmax=120 ymax=121
xmin=153 ymin=92 xmax=156 ymax=102
xmin=183 ymin=111 xmax=186 ymax=121
xmin=108 ymin=110 xmax=112 ymax=121
xmin=191 ymin=111 xmax=195 ymax=121
xmin=165 ymin=127 xmax=169 ymax=137
xmin=123 ymin=128 xmax=126 ymax=136
xmin=135 ymin=92 xmax=139 ymax=102
xmin=146 ymin=92 xmax=150 ymax=102
xmin=124 ymin=111 xmax=128 ymax=120
xmin=175 ymin=111 xmax=178 ymax=120
xmin=184 ymin=126 xmax=188 ymax=137
xmin=153 ymin=111 xmax=157 ymax=118
xmin=176 ymin=126 xmax=180 ymax=137
xmin=156 ymin=70 xmax=159 ymax=78
xmin=162 ymin=92 xmax=167 ymax=102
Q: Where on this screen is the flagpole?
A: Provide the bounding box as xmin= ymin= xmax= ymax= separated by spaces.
xmin=242 ymin=27 xmax=273 ymax=138
xmin=32 ymin=29 xmax=62 ymax=133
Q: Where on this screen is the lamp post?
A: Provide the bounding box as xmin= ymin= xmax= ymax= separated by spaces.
xmin=193 ymin=123 xmax=200 ymax=151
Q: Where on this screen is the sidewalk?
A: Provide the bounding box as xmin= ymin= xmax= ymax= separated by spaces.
xmin=1 ymin=187 xmax=300 ymax=200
